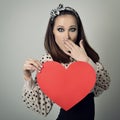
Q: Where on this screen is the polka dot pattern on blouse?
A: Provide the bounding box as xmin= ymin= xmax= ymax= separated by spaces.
xmin=22 ymin=53 xmax=111 ymax=116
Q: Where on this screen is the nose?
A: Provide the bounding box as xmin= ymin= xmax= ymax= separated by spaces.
xmin=64 ymin=31 xmax=70 ymax=40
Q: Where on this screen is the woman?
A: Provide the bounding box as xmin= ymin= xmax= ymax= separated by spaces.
xmin=22 ymin=4 xmax=111 ymax=120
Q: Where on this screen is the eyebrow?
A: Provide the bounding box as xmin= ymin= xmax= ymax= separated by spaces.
xmin=69 ymin=25 xmax=77 ymax=28
xmin=57 ymin=25 xmax=77 ymax=28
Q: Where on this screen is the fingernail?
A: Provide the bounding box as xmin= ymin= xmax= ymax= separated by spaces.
xmin=41 ymin=65 xmax=43 ymax=68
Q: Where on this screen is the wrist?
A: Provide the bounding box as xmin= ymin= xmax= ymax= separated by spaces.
xmin=77 ymin=57 xmax=89 ymax=62
xmin=23 ymin=70 xmax=32 ymax=81
xmin=24 ymin=75 xmax=32 ymax=81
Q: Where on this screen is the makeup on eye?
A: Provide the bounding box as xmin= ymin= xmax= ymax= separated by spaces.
xmin=57 ymin=28 xmax=64 ymax=32
xmin=69 ymin=25 xmax=77 ymax=32
xmin=69 ymin=28 xmax=77 ymax=32
xmin=57 ymin=27 xmax=77 ymax=32
xmin=57 ymin=25 xmax=77 ymax=32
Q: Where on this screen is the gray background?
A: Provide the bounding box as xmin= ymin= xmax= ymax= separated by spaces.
xmin=0 ymin=0 xmax=120 ymax=120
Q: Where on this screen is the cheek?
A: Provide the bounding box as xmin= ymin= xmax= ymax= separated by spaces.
xmin=54 ymin=35 xmax=64 ymax=47
xmin=70 ymin=32 xmax=78 ymax=42
xmin=54 ymin=34 xmax=67 ymax=51
xmin=54 ymin=32 xmax=64 ymax=43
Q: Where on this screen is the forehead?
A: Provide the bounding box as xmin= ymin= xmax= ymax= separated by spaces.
xmin=54 ymin=14 xmax=77 ymax=26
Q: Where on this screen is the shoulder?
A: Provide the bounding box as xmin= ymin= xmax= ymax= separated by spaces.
xmin=40 ymin=53 xmax=53 ymax=63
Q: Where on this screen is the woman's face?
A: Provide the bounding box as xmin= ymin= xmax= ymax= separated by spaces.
xmin=53 ymin=14 xmax=78 ymax=53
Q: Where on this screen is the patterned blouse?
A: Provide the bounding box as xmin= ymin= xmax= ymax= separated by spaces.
xmin=22 ymin=53 xmax=111 ymax=116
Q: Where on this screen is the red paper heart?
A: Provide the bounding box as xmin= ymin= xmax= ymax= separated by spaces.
xmin=37 ymin=61 xmax=96 ymax=111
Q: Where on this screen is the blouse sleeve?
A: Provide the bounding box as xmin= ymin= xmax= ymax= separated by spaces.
xmin=22 ymin=53 xmax=53 ymax=116
xmin=93 ymin=62 xmax=111 ymax=97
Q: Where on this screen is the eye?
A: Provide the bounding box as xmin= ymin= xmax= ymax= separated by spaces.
xmin=57 ymin=28 xmax=64 ymax=32
xmin=70 ymin=28 xmax=77 ymax=32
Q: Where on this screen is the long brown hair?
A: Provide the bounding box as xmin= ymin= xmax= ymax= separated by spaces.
xmin=44 ymin=7 xmax=99 ymax=63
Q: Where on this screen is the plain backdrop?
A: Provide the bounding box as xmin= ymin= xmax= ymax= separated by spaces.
xmin=0 ymin=0 xmax=120 ymax=120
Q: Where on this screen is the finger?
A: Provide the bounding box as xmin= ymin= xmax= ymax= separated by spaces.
xmin=24 ymin=64 xmax=39 ymax=72
xmin=64 ymin=40 xmax=73 ymax=50
xmin=24 ymin=61 xmax=41 ymax=73
xmin=26 ymin=59 xmax=41 ymax=70
xmin=64 ymin=42 xmax=72 ymax=51
xmin=64 ymin=50 xmax=71 ymax=56
xmin=35 ymin=60 xmax=43 ymax=68
xmin=79 ymin=40 xmax=84 ymax=49
xmin=66 ymin=40 xmax=75 ymax=47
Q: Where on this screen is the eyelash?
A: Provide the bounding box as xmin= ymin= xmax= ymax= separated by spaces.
xmin=57 ymin=28 xmax=64 ymax=32
xmin=70 ymin=28 xmax=77 ymax=32
xmin=57 ymin=28 xmax=77 ymax=32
